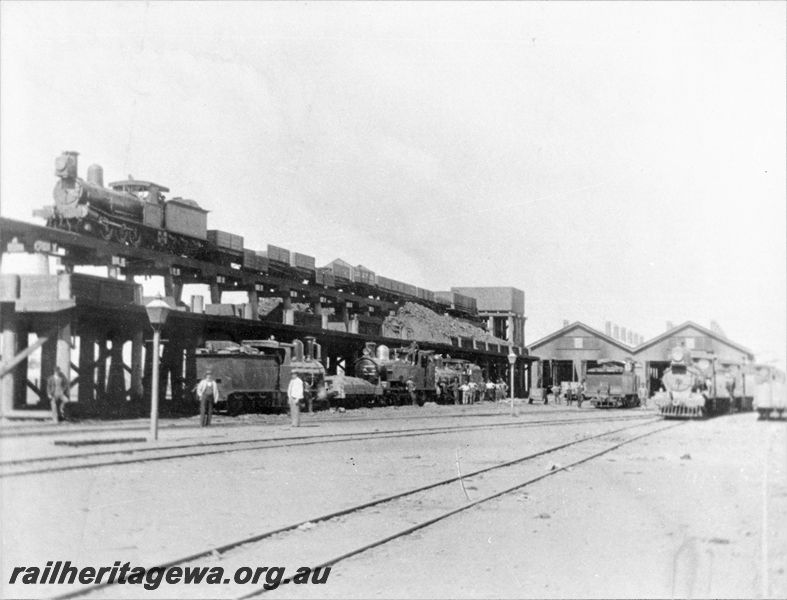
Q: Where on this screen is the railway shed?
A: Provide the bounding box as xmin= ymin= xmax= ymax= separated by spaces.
xmin=529 ymin=320 xmax=756 ymax=398
xmin=527 ymin=321 xmax=635 ymax=391
xmin=634 ymin=321 xmax=754 ymax=396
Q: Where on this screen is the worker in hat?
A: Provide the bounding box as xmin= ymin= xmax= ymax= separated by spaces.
xmin=196 ymin=370 xmax=220 ymax=427
xmin=287 ymin=371 xmax=304 ymax=427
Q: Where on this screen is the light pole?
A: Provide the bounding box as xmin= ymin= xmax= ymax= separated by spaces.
xmin=508 ymin=349 xmax=517 ymax=417
xmin=145 ymin=297 xmax=171 ymax=441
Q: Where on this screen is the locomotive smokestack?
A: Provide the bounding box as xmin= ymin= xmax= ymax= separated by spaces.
xmin=55 ymin=151 xmax=79 ymax=180
xmin=86 ymin=164 xmax=104 ymax=187
xmin=304 ymin=336 xmax=316 ymax=360
xmin=293 ymin=339 xmax=304 ymax=362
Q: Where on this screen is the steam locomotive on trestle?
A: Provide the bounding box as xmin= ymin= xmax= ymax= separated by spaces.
xmin=35 ymin=151 xmax=479 ymax=316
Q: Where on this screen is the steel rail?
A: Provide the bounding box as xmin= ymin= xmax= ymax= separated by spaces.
xmin=0 ymin=414 xmax=653 ymax=478
xmin=236 ymin=419 xmax=682 ymax=599
xmin=0 ymin=406 xmax=602 ymax=438
xmin=51 ymin=418 xmax=668 ymax=600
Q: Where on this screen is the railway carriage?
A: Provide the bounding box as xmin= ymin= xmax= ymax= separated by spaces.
xmin=752 ymin=365 xmax=787 ymax=420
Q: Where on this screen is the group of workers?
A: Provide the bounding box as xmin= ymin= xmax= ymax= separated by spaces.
xmin=43 ymin=367 xmax=303 ymax=428
xmin=48 ymin=368 xmax=653 ymax=429
xmin=443 ymin=378 xmax=509 ymax=405
xmin=195 ymin=370 xmax=306 ymax=428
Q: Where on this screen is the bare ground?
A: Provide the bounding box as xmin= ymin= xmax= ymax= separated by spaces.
xmin=1 ymin=406 xmax=784 ymax=599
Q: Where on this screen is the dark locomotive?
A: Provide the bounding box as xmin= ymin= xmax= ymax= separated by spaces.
xmin=36 ymin=151 xmax=479 ymax=318
xmin=195 ymin=337 xmax=326 ymax=414
xmin=354 ymin=342 xmax=438 ymax=406
xmin=37 ymin=151 xmax=211 ymax=256
xmin=583 ymin=360 xmax=641 ymax=408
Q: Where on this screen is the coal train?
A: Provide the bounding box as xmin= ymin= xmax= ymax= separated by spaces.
xmin=36 ymin=151 xmax=478 ymax=316
xmin=652 ymin=346 xmax=751 ymax=418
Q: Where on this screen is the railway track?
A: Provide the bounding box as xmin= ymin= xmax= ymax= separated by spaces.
xmin=0 ymin=412 xmax=653 ymax=478
xmin=52 ymin=417 xmax=677 ymax=600
xmin=0 ymin=405 xmax=597 ymax=438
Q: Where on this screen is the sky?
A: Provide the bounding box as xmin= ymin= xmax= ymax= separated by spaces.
xmin=1 ymin=1 xmax=785 ymax=368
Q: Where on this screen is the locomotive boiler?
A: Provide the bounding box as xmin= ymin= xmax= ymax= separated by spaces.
xmin=653 ymin=346 xmax=739 ymax=418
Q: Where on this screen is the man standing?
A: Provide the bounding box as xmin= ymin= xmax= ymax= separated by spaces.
xmin=287 ymin=371 xmax=304 ymax=427
xmin=405 ymin=377 xmax=417 ymax=406
xmin=47 ymin=366 xmax=69 ymax=423
xmin=486 ymin=379 xmax=495 ymax=402
xmin=638 ymin=382 xmax=649 ymax=409
xmin=196 ymin=371 xmax=219 ymax=427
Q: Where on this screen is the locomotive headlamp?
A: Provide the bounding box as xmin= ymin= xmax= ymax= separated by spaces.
xmin=670 ymin=347 xmax=685 ymax=363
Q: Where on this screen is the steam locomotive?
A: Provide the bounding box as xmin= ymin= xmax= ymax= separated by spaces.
xmin=652 ymin=346 xmax=745 ymax=418
xmin=35 ymin=151 xmax=215 ymax=257
xmin=350 ymin=343 xmax=486 ymax=406
xmin=195 ymin=337 xmax=326 ymax=414
xmin=354 ymin=342 xmax=438 ymax=406
xmin=583 ymin=360 xmax=641 ymax=408
xmin=35 ymin=151 xmax=479 ymax=318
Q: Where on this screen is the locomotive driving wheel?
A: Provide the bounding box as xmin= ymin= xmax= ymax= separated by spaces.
xmin=128 ymin=227 xmax=142 ymax=247
xmin=227 ymin=395 xmax=244 ymax=416
xmin=99 ymin=222 xmax=114 ymax=241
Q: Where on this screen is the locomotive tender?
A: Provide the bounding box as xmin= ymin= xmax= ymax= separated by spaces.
xmin=583 ymin=360 xmax=641 ymax=408
xmin=195 ymin=337 xmax=326 ymax=414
